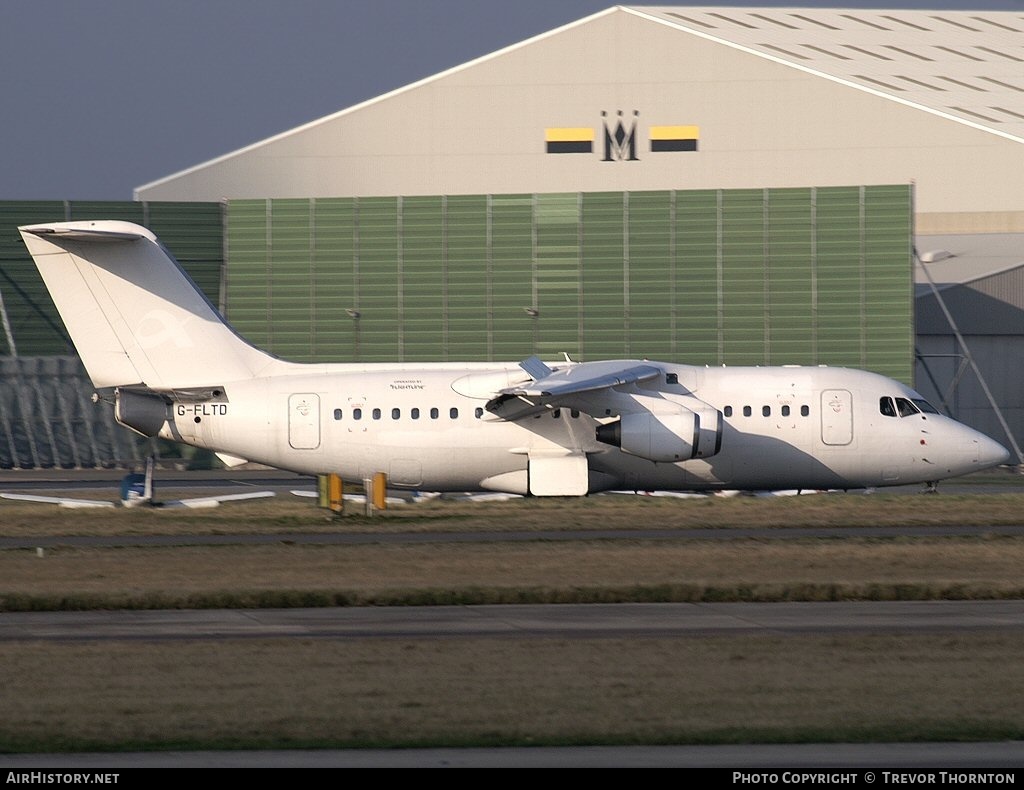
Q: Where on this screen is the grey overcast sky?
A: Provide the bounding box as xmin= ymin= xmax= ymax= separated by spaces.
xmin=2 ymin=0 xmax=1022 ymax=200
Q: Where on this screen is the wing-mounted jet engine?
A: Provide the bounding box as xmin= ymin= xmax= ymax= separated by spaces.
xmin=485 ymin=356 xmax=723 ymax=463
xmin=595 ymin=394 xmax=723 ymax=462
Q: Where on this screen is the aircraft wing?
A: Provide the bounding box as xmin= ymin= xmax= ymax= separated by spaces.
xmin=0 ymin=493 xmax=116 ymax=508
xmin=447 ymin=491 xmax=524 ymax=502
xmin=290 ymin=489 xmax=519 ymax=504
xmin=160 ymin=491 xmax=276 ymax=509
xmin=486 ymin=358 xmax=662 ymax=420
xmin=600 ymin=490 xmax=710 ymax=500
xmin=290 ymin=490 xmax=422 ymax=505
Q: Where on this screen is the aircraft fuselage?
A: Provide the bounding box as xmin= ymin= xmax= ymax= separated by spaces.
xmin=150 ymin=360 xmax=1006 ymax=495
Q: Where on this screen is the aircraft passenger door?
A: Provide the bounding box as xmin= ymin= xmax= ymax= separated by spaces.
xmin=820 ymin=389 xmax=853 ymax=446
xmin=288 ymin=393 xmax=321 ymax=450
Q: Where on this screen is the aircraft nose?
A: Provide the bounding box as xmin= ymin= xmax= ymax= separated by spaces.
xmin=977 ymin=433 xmax=1012 ymax=469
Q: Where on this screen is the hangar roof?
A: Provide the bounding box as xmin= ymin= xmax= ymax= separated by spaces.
xmin=135 ymin=5 xmax=1024 ymax=199
xmin=631 ymin=6 xmax=1024 ymax=145
xmin=916 ymin=233 xmax=1024 ymax=287
xmin=915 ymin=236 xmax=1024 ymax=335
xmin=914 ymin=231 xmax=1024 ymax=336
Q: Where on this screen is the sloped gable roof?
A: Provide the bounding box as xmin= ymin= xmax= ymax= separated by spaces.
xmin=136 ymin=5 xmax=1024 ymax=197
xmin=629 ymin=6 xmax=1024 ymax=144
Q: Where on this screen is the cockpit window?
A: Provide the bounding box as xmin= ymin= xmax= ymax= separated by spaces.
xmin=895 ymin=397 xmax=920 ymax=417
xmin=882 ymin=395 xmax=936 ymax=418
xmin=912 ymin=398 xmax=939 ymax=415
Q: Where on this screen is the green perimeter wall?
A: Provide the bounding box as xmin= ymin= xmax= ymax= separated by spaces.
xmin=226 ymin=185 xmax=913 ymax=383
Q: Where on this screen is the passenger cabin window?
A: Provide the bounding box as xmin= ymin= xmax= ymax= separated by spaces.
xmin=743 ymin=406 xmax=752 ymax=417
xmin=333 ymin=408 xmax=342 ymax=420
xmin=781 ymin=405 xmax=790 ymax=417
xmin=392 ymin=408 xmax=400 ymax=420
xmin=475 ymin=407 xmax=483 ymax=418
xmin=801 ymin=405 xmax=809 ymax=417
xmin=430 ymin=408 xmax=439 ymax=419
xmin=411 ymin=408 xmax=420 ymax=420
xmin=372 ymin=408 xmax=381 ymax=420
xmin=353 ymin=408 xmax=362 ymax=420
xmin=880 ymin=397 xmax=897 ymax=418
xmin=724 ymin=406 xmax=733 ymax=417
xmin=450 ymin=407 xmax=459 ymax=419
xmin=762 ymin=406 xmax=771 ymax=417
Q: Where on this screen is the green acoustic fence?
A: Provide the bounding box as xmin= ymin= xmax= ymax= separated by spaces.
xmin=225 ymin=186 xmax=913 ymax=383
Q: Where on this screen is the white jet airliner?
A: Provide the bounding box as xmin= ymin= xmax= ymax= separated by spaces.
xmin=17 ymin=220 xmax=1009 ymax=497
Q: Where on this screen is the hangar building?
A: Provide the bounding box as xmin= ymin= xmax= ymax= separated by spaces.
xmin=3 ymin=6 xmax=1023 ymax=467
xmin=136 ymin=5 xmax=1024 ymax=220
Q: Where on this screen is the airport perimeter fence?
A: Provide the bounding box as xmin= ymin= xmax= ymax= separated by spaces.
xmin=0 ymin=356 xmax=154 ymax=469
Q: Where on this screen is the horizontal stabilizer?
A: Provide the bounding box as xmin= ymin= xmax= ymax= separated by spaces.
xmin=20 ymin=222 xmax=153 ymax=243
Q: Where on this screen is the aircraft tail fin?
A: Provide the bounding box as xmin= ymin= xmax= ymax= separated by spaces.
xmin=18 ymin=220 xmax=276 ymax=390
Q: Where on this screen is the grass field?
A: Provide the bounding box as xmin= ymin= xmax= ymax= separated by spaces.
xmin=4 ymin=482 xmax=1024 ymax=537
xmin=3 ymin=633 xmax=1023 ymax=753
xmin=1 ymin=481 xmax=1023 ymax=752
